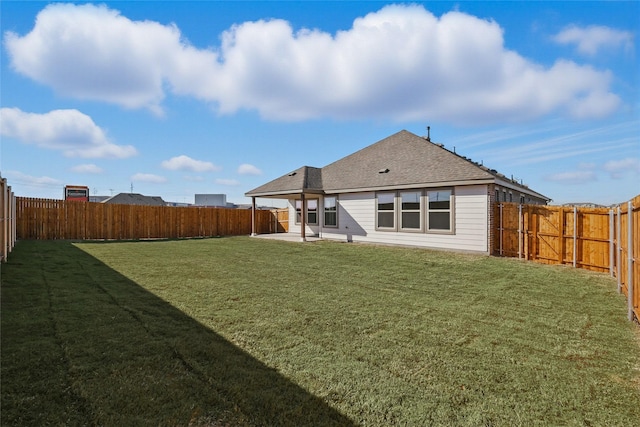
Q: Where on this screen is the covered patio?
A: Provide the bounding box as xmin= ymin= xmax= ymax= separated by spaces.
xmin=247 ymin=165 xmax=324 ymax=242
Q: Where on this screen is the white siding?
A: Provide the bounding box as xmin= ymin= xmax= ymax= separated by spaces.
xmin=287 ymin=199 xmax=320 ymax=237
xmin=319 ymin=185 xmax=489 ymax=253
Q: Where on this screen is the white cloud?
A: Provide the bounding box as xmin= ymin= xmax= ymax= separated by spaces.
xmin=161 ymin=155 xmax=220 ymax=172
xmin=543 ymin=158 xmax=640 ymax=184
xmin=553 ymin=25 xmax=634 ymax=56
xmin=71 ymin=164 xmax=103 ymax=174
xmin=476 ymin=121 xmax=639 ymax=166
xmin=3 ymin=4 xmax=180 ymax=114
xmin=215 ymin=178 xmax=240 ymax=186
xmin=603 ymin=158 xmax=640 ymax=179
xmin=237 ymin=163 xmax=262 ymax=175
xmin=0 ymin=107 xmax=137 ymax=158
xmin=131 ymin=173 xmax=167 ymax=183
xmin=4 ymin=170 xmax=62 ymax=187
xmin=544 ymin=170 xmax=597 ymax=184
xmin=4 ymin=3 xmax=621 ymax=124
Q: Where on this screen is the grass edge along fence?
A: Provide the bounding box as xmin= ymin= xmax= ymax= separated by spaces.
xmin=16 ymin=197 xmax=285 ymax=241
xmin=493 ymin=194 xmax=639 ymax=322
xmin=0 ymin=176 xmax=17 ymax=262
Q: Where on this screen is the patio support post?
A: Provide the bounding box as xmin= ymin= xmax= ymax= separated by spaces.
xmin=251 ymin=197 xmax=256 ymax=236
xmin=300 ymin=193 xmax=306 ymax=242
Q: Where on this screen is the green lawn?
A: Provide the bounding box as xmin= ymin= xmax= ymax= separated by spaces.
xmin=2 ymin=238 xmax=639 ymax=426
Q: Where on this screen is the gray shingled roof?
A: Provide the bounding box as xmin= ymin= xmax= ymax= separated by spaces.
xmin=102 ymin=193 xmax=166 ymax=206
xmin=246 ymin=130 xmax=548 ymax=199
xmin=245 ymin=166 xmax=324 ymax=196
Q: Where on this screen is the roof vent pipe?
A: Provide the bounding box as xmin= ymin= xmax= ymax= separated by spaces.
xmin=426 ymin=126 xmax=431 ymax=141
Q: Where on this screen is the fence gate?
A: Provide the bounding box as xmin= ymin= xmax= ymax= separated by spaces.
xmin=494 ymin=197 xmax=639 ymax=322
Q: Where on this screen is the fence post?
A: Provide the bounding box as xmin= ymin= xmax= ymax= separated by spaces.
xmin=499 ymin=203 xmax=503 ymax=256
xmin=558 ymin=207 xmax=565 ymax=264
xmin=10 ymin=190 xmax=15 ymax=253
xmin=628 ymin=200 xmax=634 ymax=321
xmin=617 ymin=206 xmax=622 ymax=293
xmin=609 ymin=209 xmax=614 ymax=277
xmin=524 ymin=205 xmax=530 ymax=260
xmin=1 ymin=178 xmax=6 ymax=262
xmin=518 ymin=204 xmax=522 ymax=259
xmin=573 ymin=206 xmax=577 ymax=268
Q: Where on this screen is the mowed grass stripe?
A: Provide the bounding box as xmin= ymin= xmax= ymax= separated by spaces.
xmin=2 ymin=237 xmax=639 ymax=426
xmin=1 ymin=240 xmax=352 ymax=426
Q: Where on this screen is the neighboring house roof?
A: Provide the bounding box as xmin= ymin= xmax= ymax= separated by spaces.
xmin=89 ymin=196 xmax=110 ymax=203
xmin=246 ymin=130 xmax=549 ymax=200
xmin=102 ymin=193 xmax=166 ymax=206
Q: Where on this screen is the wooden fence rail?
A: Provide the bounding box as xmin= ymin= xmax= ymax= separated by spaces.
xmin=1 ymin=176 xmax=17 ymax=262
xmin=493 ymin=194 xmax=639 ymax=321
xmin=16 ymin=197 xmax=282 ymax=241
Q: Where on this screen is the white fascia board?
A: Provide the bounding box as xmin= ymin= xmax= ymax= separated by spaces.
xmin=494 ymin=178 xmax=550 ymax=200
xmin=325 ymin=179 xmax=495 ymax=194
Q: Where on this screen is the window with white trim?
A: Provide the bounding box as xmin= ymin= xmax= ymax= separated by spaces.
xmin=295 ymin=200 xmax=302 ymax=223
xmin=376 ymin=192 xmax=395 ymax=229
xmin=295 ymin=199 xmax=318 ymax=225
xmin=400 ymin=191 xmax=421 ymax=230
xmin=427 ymin=189 xmax=453 ymax=232
xmin=324 ymin=196 xmax=337 ymax=227
xmin=307 ymin=199 xmax=318 ymax=225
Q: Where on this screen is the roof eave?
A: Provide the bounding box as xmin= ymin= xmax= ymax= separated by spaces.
xmin=324 ymin=179 xmax=496 ymax=194
xmin=494 ymin=177 xmax=551 ymax=201
xmin=244 ymin=188 xmax=324 ymax=198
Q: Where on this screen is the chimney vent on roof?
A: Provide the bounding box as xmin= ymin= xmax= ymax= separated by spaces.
xmin=426 ymin=126 xmax=431 ymax=141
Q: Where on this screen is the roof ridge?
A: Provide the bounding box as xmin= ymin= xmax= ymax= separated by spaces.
xmin=320 ymin=129 xmax=410 ymax=171
xmin=245 ymin=130 xmax=549 ymax=201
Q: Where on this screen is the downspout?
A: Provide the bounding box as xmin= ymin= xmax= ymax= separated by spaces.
xmin=318 ymin=195 xmax=322 ymax=239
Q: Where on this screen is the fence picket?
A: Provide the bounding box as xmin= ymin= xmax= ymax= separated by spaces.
xmin=15 ymin=198 xmax=278 ymax=241
xmin=494 ymin=196 xmax=639 ymax=321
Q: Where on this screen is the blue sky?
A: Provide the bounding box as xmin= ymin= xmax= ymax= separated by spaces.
xmin=1 ymin=1 xmax=638 ymax=206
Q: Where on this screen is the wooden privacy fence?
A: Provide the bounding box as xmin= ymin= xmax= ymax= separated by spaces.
xmin=1 ymin=176 xmax=17 ymax=262
xmin=274 ymin=208 xmax=289 ymax=233
xmin=16 ymin=197 xmax=282 ymax=241
xmin=494 ymin=194 xmax=639 ymax=321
